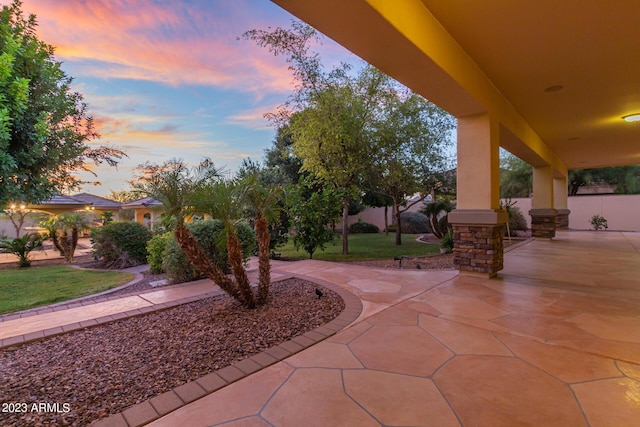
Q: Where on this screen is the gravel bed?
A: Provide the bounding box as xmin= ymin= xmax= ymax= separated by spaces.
xmin=0 ymin=278 xmax=344 ymax=427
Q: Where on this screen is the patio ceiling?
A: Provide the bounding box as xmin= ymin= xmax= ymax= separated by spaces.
xmin=271 ymin=0 xmax=640 ymax=171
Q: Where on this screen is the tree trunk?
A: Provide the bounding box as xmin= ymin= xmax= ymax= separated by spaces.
xmin=227 ymin=232 xmax=256 ymax=309
xmin=342 ymin=198 xmax=349 ymax=255
xmin=51 ymin=232 xmax=64 ymax=256
xmin=9 ymin=212 xmax=26 ymax=238
xmin=394 ymin=201 xmax=402 ymax=245
xmin=384 ymin=205 xmax=389 ymax=236
xmin=174 ymin=224 xmax=244 ymax=305
xmin=63 ymin=231 xmax=73 ymax=262
xmin=255 ymin=216 xmax=271 ymax=305
xmin=430 ymin=214 xmax=444 ymax=239
xmin=394 ymin=207 xmax=402 ymax=245
xmin=70 ymin=227 xmax=78 ymax=262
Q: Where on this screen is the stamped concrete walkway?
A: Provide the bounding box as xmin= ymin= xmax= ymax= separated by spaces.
xmin=146 ymin=231 xmax=640 ymax=427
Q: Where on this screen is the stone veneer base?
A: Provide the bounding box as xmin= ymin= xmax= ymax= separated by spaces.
xmin=530 ymin=209 xmax=558 ymax=239
xmin=452 ymin=223 xmax=505 ymax=277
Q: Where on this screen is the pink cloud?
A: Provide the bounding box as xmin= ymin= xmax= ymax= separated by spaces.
xmin=21 ymin=0 xmax=300 ymax=94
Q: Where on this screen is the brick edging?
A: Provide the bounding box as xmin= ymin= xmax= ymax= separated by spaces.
xmin=76 ymin=276 xmax=362 ymax=427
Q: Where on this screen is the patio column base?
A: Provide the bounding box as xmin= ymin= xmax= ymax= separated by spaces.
xmin=556 ymin=209 xmax=570 ymax=229
xmin=449 ymin=210 xmax=508 ymax=278
xmin=530 ymin=209 xmax=558 ymax=239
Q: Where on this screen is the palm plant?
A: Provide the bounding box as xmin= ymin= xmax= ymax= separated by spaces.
xmin=241 ymin=173 xmax=283 ymax=305
xmin=194 ymin=179 xmax=257 ymax=308
xmin=0 ymin=232 xmax=44 ymax=267
xmin=40 ymin=216 xmax=64 ymax=256
xmin=131 ymin=159 xmax=245 ymax=305
xmin=59 ymin=213 xmax=91 ymax=262
xmin=420 ymin=200 xmax=452 ymax=239
xmin=40 ymin=213 xmax=91 ymax=262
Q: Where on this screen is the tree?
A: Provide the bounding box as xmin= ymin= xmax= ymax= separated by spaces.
xmin=1 ymin=203 xmax=27 ymax=237
xmin=243 ymin=24 xmax=387 ymax=255
xmin=40 ymin=213 xmax=90 ymax=263
xmin=421 ymin=200 xmax=453 ymax=239
xmin=236 ymin=158 xmax=290 ymax=254
xmin=0 ymin=232 xmax=42 ymax=267
xmin=569 ymin=166 xmax=640 ymax=195
xmin=500 ymin=150 xmax=532 ymax=198
xmin=244 ymin=24 xmax=454 ymax=251
xmin=241 ymin=173 xmax=283 ymax=305
xmin=362 ymin=191 xmax=394 ymax=235
xmin=289 ymin=67 xmax=389 ymax=254
xmin=0 ymin=1 xmax=125 ymax=209
xmin=131 ymin=159 xmax=250 ymax=307
xmin=368 ymin=87 xmax=455 ymax=244
xmin=194 ymin=179 xmax=257 ymax=308
xmin=59 ymin=213 xmax=91 ymax=262
xmin=264 ymin=125 xmax=304 ymax=185
xmin=287 ymin=177 xmax=342 ymax=259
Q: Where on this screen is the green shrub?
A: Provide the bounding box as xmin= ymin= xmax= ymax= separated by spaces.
xmin=508 ymin=206 xmax=528 ymax=232
xmin=91 ymin=221 xmax=152 ymax=268
xmin=164 ymin=238 xmax=197 ymax=284
xmin=164 ymin=220 xmax=257 ymax=284
xmin=441 ymin=228 xmax=454 ymax=252
xmin=349 ymin=219 xmax=379 ymax=234
xmin=0 ymin=233 xmax=43 ymax=268
xmin=399 ymin=211 xmax=430 ymax=234
xmin=590 ymin=214 xmax=608 ymax=231
xmin=146 ymin=232 xmax=172 ymax=274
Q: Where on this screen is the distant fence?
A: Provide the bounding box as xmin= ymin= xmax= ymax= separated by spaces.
xmin=344 ymin=194 xmax=640 ymax=232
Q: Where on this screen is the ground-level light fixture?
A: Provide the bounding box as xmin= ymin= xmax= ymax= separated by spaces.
xmin=622 ymin=113 xmax=640 ymax=123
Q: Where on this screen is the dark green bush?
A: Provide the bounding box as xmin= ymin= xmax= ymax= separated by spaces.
xmin=349 ymin=219 xmax=379 ymax=234
xmin=590 ymin=214 xmax=608 ymax=231
xmin=146 ymin=232 xmax=172 ymax=274
xmin=399 ymin=211 xmax=430 ymax=234
xmin=508 ymin=206 xmax=528 ymax=232
xmin=441 ymin=228 xmax=454 ymax=252
xmin=91 ymin=221 xmax=152 ymax=268
xmin=164 ymin=219 xmax=257 ymax=284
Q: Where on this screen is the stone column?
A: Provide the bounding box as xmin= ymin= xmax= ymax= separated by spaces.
xmin=449 ymin=210 xmax=508 ymax=277
xmin=450 ymin=113 xmax=507 ymax=277
xmin=529 ymin=208 xmax=558 ymax=239
xmin=556 ymin=209 xmax=570 ymax=229
xmin=531 ymin=165 xmax=557 ymax=238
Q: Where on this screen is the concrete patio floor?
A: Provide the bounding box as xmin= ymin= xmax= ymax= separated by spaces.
xmin=2 ymin=231 xmax=640 ymax=426
xmin=144 ymin=230 xmax=640 ymax=427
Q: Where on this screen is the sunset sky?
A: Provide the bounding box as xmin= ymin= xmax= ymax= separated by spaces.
xmin=19 ymin=0 xmax=358 ymax=196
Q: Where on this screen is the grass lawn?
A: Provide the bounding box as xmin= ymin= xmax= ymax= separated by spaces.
xmin=0 ymin=266 xmax=135 ymax=315
xmin=278 ymin=233 xmax=440 ymax=261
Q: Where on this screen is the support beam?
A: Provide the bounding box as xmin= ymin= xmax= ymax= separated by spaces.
xmin=554 ymin=176 xmax=570 ymax=229
xmin=449 ymin=114 xmax=507 ymax=277
xmin=455 ymin=114 xmax=501 ymax=210
xmin=530 ymin=166 xmax=557 ymax=238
